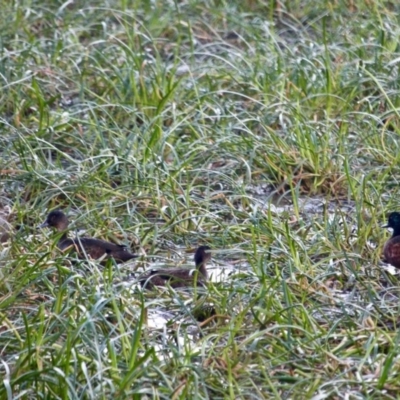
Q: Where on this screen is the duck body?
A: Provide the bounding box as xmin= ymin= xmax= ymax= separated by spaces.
xmin=382 ymin=212 xmax=400 ymax=268
xmin=57 ymin=236 xmax=137 ymax=263
xmin=383 ymin=236 xmax=400 ymax=268
xmin=140 ymin=267 xmax=206 ymax=289
xmin=140 ymin=246 xmax=211 ymax=289
xmin=39 ymin=210 xmax=137 ymax=263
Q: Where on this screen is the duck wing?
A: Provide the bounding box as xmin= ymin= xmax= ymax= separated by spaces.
xmin=57 ymin=237 xmax=136 ymax=262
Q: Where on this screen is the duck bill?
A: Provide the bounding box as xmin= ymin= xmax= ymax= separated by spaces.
xmin=37 ymin=221 xmax=50 ymax=229
xmin=381 ymin=224 xmax=389 ymax=228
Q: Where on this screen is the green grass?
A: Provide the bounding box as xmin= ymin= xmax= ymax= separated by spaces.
xmin=1 ymin=0 xmax=400 ymax=398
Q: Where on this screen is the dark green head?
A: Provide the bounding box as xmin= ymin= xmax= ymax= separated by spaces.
xmin=383 ymin=212 xmax=400 ymax=234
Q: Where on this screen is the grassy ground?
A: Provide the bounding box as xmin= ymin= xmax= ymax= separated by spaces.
xmin=1 ymin=0 xmax=400 ymax=398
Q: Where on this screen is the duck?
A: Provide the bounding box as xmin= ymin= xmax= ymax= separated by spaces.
xmin=139 ymin=246 xmax=211 ymax=289
xmin=382 ymin=212 xmax=400 ymax=268
xmin=39 ymin=210 xmax=137 ymax=263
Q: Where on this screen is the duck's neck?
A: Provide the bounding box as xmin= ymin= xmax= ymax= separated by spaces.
xmin=392 ymin=226 xmax=400 ymax=237
xmin=197 ymin=262 xmax=207 ymax=279
xmin=57 ymin=231 xmax=68 ymax=243
xmin=55 ymin=222 xmax=69 ymax=243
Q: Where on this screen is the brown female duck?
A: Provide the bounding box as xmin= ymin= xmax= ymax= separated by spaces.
xmin=382 ymin=212 xmax=400 ymax=268
xmin=39 ymin=210 xmax=137 ymax=263
xmin=140 ymin=246 xmax=211 ymax=289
